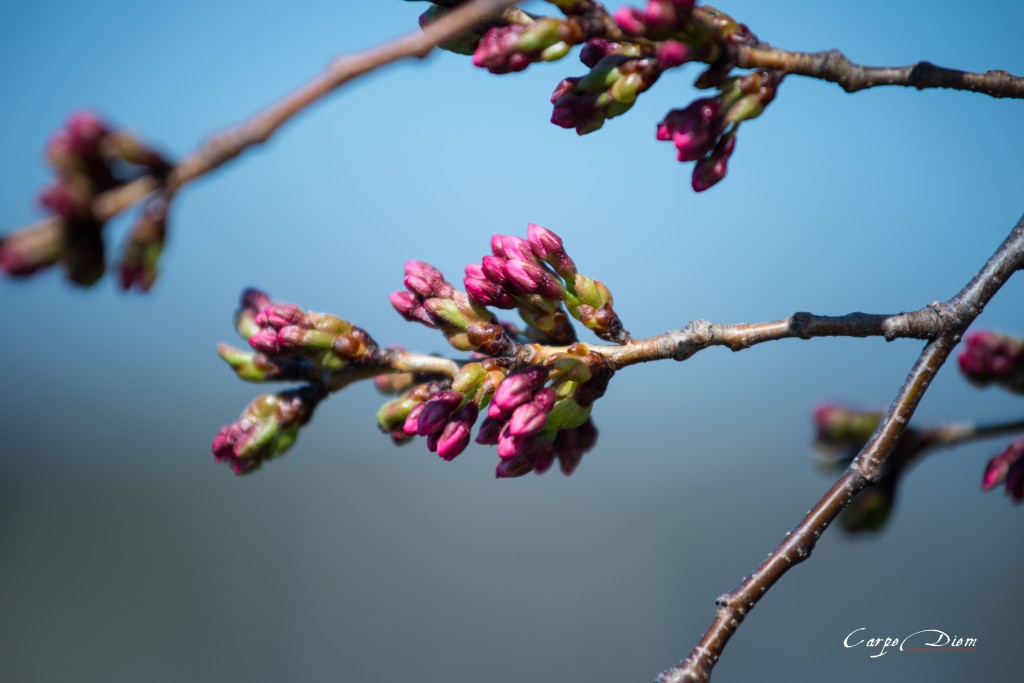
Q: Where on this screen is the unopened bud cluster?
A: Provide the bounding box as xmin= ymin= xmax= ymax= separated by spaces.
xmin=417 ymin=0 xmax=779 ymax=192
xmin=214 ymin=225 xmax=617 ymax=478
xmin=958 ymin=330 xmax=1024 ymax=394
xmin=212 ymin=288 xmax=388 ymax=474
xmin=810 ymin=404 xmax=923 ymax=533
xmin=0 ymin=111 xmax=172 ymax=288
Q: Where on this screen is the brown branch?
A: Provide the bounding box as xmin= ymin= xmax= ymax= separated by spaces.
xmin=735 ymin=46 xmax=1024 ymax=98
xmin=929 ymin=416 xmax=1024 ymax=449
xmin=525 ymin=306 xmax=946 ymax=368
xmin=4 ymin=0 xmax=520 ymax=240
xmin=657 ymin=213 xmax=1024 ymax=683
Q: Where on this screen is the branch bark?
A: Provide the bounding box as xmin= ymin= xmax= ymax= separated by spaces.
xmin=657 ymin=213 xmax=1024 ymax=683
xmin=3 ymin=0 xmax=519 ymax=241
xmin=735 ymin=46 xmax=1024 ymax=98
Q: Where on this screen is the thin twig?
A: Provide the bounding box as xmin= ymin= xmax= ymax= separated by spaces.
xmin=658 ymin=213 xmax=1024 ymax=683
xmin=735 ymin=46 xmax=1024 ymax=98
xmin=4 ymin=0 xmax=519 ymax=240
xmin=930 ymin=416 xmax=1024 ymax=448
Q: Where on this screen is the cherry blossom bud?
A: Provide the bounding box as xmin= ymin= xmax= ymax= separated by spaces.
xmin=958 ymin=330 xmax=1024 ymax=393
xmin=489 ymin=366 xmax=549 ymax=419
xmin=415 ymin=390 xmax=463 ymax=436
xmin=691 ymin=132 xmax=736 ymax=192
xmin=981 ymin=438 xmax=1024 ymax=502
xmin=508 ymin=387 xmax=557 ymax=436
xmin=437 ymin=403 xmax=479 ymax=461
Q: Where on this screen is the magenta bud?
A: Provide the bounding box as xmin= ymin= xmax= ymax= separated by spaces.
xmin=491 ymin=235 xmax=536 ymax=262
xmin=475 ymin=417 xmax=505 ymax=445
xmin=481 ymin=255 xmax=511 ymax=285
xmin=550 ymin=77 xmax=580 ymax=104
xmin=38 ymin=182 xmax=77 ymax=218
xmin=465 ymin=263 xmax=485 ymax=280
xmin=391 ymin=290 xmax=441 ymax=328
xmin=248 ymin=329 xmax=281 ymax=355
xmin=692 ymin=133 xmax=736 ymax=192
xmin=416 ymin=391 xmax=463 ymax=436
xmin=257 ymin=304 xmax=303 ymax=328
xmin=426 ymin=432 xmax=440 ymax=453
xmin=489 ymin=366 xmax=549 ymax=419
xmin=497 ymin=430 xmax=536 ymax=460
xmin=402 ymin=402 xmax=427 ymax=436
xmin=211 ymin=426 xmax=237 ymax=462
xmin=465 ymin=275 xmax=516 ymax=309
xmin=65 ymin=110 xmax=109 ymax=155
xmin=241 ymin=288 xmax=271 ymax=314
xmin=614 ymin=7 xmax=646 ymax=36
xmin=504 ymin=259 xmax=545 ymax=293
xmin=495 ymin=450 xmax=537 ymax=478
xmin=508 ymin=387 xmax=556 ymax=436
xmin=580 ymin=40 xmax=622 ymax=68
xmin=437 ymin=403 xmax=479 ymax=461
xmin=656 ymin=40 xmax=692 ymax=68
xmin=473 ymin=24 xmax=531 ymax=74
xmin=526 ymin=223 xmax=563 ymax=259
xmin=981 ymin=438 xmax=1024 ymax=501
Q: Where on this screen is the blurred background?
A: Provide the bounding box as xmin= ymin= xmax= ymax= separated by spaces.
xmin=1 ymin=1 xmax=1022 ymax=681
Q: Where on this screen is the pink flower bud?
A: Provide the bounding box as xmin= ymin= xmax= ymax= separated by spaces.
xmin=691 ymin=133 xmax=736 ymax=193
xmin=491 ymin=235 xmax=535 ymax=262
xmin=614 ymin=7 xmax=646 ymax=36
xmin=495 ymin=451 xmax=539 ymax=478
xmin=465 ymin=275 xmax=516 ymax=309
xmin=473 ymin=25 xmax=531 ymax=74
xmin=508 ymin=388 xmax=556 ymax=436
xmin=437 ymin=404 xmax=479 ymax=461
xmin=655 ymin=40 xmax=692 ymax=68
xmin=38 ymin=182 xmax=78 ymax=218
xmin=257 ymin=304 xmax=303 ymax=328
xmin=475 ymin=417 xmax=505 ymax=445
xmin=402 ymin=402 xmax=427 ymax=436
xmin=248 ymin=329 xmax=281 ymax=355
xmin=504 ymin=259 xmax=545 ymax=293
xmin=489 ymin=366 xmax=549 ymax=418
xmin=240 ymin=288 xmax=271 ymax=314
xmin=579 ymin=40 xmax=622 ymax=68
xmin=416 ymin=391 xmax=463 ymax=436
xmin=981 ymin=438 xmax=1024 ymax=501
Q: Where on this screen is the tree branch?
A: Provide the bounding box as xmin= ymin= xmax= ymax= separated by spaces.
xmin=525 ymin=306 xmax=946 ymax=369
xmin=3 ymin=0 xmax=519 ymax=240
xmin=735 ymin=46 xmax=1024 ymax=98
xmin=658 ymin=213 xmax=1024 ymax=683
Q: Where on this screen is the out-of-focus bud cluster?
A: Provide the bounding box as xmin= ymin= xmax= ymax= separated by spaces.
xmin=958 ymin=330 xmax=1024 ymax=394
xmin=811 ymin=404 xmax=929 ymax=533
xmin=981 ymin=438 xmax=1024 ymax=504
xmin=550 ymin=41 xmax=681 ymax=135
xmin=0 ymin=110 xmax=173 ymax=287
xmin=390 ymin=260 xmax=516 ymax=355
xmin=464 ymin=223 xmax=628 ymax=344
xmin=656 ymin=70 xmax=779 ymax=191
xmin=212 ymin=386 xmax=326 ymax=475
xmin=422 ymin=0 xmax=783 ymax=192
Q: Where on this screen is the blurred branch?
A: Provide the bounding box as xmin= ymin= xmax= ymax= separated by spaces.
xmin=658 ymin=213 xmax=1024 ymax=683
xmin=3 ymin=0 xmax=519 ymax=240
xmin=930 ymin=416 xmax=1024 ymax=448
xmin=735 ymin=46 xmax=1024 ymax=98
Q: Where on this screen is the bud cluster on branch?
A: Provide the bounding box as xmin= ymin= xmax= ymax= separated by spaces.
xmin=214 ymin=224 xmax=618 ymax=477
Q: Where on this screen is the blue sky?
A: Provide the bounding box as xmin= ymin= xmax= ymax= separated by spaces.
xmin=1 ymin=2 xmax=1022 ymax=682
